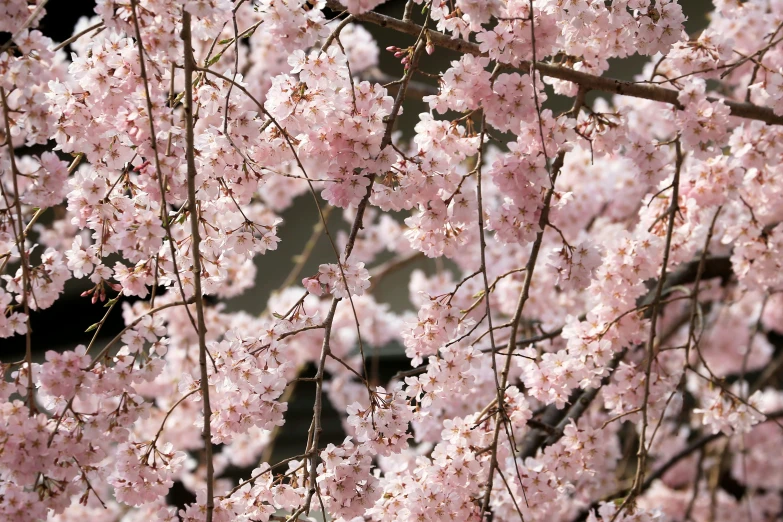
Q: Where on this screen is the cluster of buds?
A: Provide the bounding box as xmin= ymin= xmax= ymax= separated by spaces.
xmin=386 ymin=32 xmax=435 ymax=69
xmin=386 ymin=45 xmax=415 ymax=69
xmin=80 ymin=280 xmax=121 ymax=304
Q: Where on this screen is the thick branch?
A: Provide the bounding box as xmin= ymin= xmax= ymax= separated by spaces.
xmin=328 ymin=0 xmax=783 ymax=126
xmin=517 ymin=251 xmax=730 ymax=460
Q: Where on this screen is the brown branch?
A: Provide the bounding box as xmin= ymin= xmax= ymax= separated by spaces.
xmin=182 ymin=10 xmax=214 ymax=522
xmin=294 ymin=18 xmax=431 ymax=517
xmin=543 ymin=350 xmax=627 ymax=448
xmin=380 ymin=35 xmax=427 ymax=149
xmin=52 ymin=21 xmax=104 ymax=52
xmin=569 ymin=409 xmax=783 ymax=522
xmin=639 ymin=256 xmax=733 ymax=310
xmin=328 ymin=0 xmax=783 ymax=126
xmin=299 ymin=299 xmax=338 ymax=519
xmin=321 ymin=14 xmax=354 ymax=52
xmin=476 ymin=114 xmax=505 ymax=518
xmin=684 ymin=207 xmax=723 ymax=363
xmin=148 ymin=389 xmax=200 ymax=449
xmin=480 ymin=81 xmax=585 ymax=515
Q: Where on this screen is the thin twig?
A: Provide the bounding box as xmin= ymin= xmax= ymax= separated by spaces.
xmin=87 ymin=298 xmax=195 ymax=368
xmin=52 ymin=21 xmax=104 ymax=52
xmin=612 ymin=137 xmax=683 ymax=522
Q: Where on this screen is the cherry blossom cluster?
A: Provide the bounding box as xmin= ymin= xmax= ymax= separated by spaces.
xmin=693 ymin=386 xmax=767 ymax=436
xmin=401 ymin=294 xmax=463 ymax=366
xmin=346 ymin=382 xmax=413 ymax=456
xmin=303 ymin=260 xmax=371 ymax=298
xmin=318 ymin=437 xmax=380 ymax=519
xmin=4 ymin=0 xmax=783 ymax=521
xmin=109 ymin=440 xmax=187 ymax=506
xmin=206 ymin=331 xmax=289 ymax=444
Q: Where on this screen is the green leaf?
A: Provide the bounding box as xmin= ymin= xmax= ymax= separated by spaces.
xmin=85 ymin=322 xmax=99 ymax=333
xmin=206 ymin=52 xmax=224 ymax=67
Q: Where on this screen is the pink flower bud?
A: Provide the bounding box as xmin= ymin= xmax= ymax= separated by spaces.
xmin=303 ymin=276 xmax=323 ymax=296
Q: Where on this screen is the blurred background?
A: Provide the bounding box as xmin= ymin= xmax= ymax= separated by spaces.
xmin=0 ymin=0 xmax=715 ymax=508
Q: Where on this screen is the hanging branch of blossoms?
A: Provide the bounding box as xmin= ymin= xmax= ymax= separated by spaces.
xmin=478 ymin=0 xmax=589 ymax=497
xmin=0 ymin=87 xmax=34 ymax=414
xmin=129 ymin=0 xmax=199 ymax=335
xmin=611 ymin=137 xmax=684 ymax=522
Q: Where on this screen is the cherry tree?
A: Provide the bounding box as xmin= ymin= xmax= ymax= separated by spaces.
xmin=2 ymin=0 xmax=783 ymax=520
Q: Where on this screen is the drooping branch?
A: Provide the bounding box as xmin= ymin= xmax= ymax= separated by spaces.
xmin=1 ymin=87 xmax=35 ymax=415
xmin=182 ymin=10 xmax=215 ymax=522
xmin=480 ymin=87 xmax=585 ymax=516
xmin=129 ymin=0 xmax=199 ymax=334
xmin=293 ymin=17 xmax=432 ymax=518
xmin=626 ymin=139 xmax=684 ymax=511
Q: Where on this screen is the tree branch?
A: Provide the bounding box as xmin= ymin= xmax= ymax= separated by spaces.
xmin=182 ymin=10 xmax=214 ymax=522
xmin=328 ymin=0 xmax=783 ymax=126
xmin=568 ymin=409 xmax=783 ymax=522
